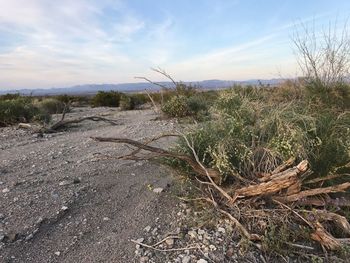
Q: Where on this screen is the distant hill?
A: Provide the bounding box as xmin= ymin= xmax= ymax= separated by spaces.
xmin=0 ymin=79 xmax=285 ymax=96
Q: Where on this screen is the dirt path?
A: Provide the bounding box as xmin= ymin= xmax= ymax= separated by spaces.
xmin=0 ymin=108 xmax=181 ymax=263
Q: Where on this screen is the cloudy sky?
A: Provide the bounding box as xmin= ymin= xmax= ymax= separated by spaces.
xmin=0 ymin=0 xmax=349 ymax=89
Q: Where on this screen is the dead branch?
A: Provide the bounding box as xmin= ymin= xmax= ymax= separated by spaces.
xmin=276 ymin=182 xmax=350 ymax=203
xmin=41 ymin=116 xmax=120 ymax=133
xmin=310 ymin=210 xmax=350 ymax=235
xmin=219 ymin=208 xmax=261 ymax=241
xmin=236 ymin=161 xmax=308 ymax=198
xmin=150 ymin=67 xmax=178 ymax=87
xmin=305 ymin=173 xmax=348 ymax=184
xmin=310 ymin=222 xmax=341 ymax=250
xmin=179 ymin=133 xmax=235 ymax=203
xmin=91 ymin=136 xmax=222 ymax=183
xmin=144 ymin=89 xmax=160 ymax=113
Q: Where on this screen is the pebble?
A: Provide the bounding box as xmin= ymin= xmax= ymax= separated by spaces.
xmin=144 ymin=226 xmax=151 ymax=232
xmin=153 ymin=187 xmax=163 ymax=194
xmin=54 ymin=251 xmax=61 ymax=256
xmin=165 ymin=238 xmax=174 ymax=247
xmin=197 ymin=260 xmax=208 ymax=263
xmin=59 ymin=180 xmax=70 ymax=186
xmin=140 ymin=256 xmax=149 ymax=263
xmin=2 ymin=188 xmax=10 ymax=193
xmin=182 ymin=256 xmax=191 ymax=263
xmin=198 ymin=229 xmax=205 ymax=235
xmin=187 ymin=230 xmax=197 ymax=239
xmin=61 ymin=206 xmax=69 ymax=211
xmin=217 ymin=227 xmax=226 ymax=234
xmin=103 ymin=217 xmax=110 ymax=221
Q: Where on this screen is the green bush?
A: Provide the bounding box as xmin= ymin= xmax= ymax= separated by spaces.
xmin=0 ymin=97 xmax=50 ymax=126
xmin=173 ymin=87 xmax=350 ymax=182
xmin=35 ymin=98 xmax=67 ymax=114
xmin=119 ymin=95 xmax=135 ymax=110
xmin=91 ymin=91 xmax=121 ymax=107
xmin=161 ymin=95 xmax=191 ymax=117
xmin=0 ymin=93 xmax=21 ymax=101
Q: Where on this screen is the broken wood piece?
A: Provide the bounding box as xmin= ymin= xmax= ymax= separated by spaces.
xmin=236 ymin=160 xmax=308 ymax=198
xmin=310 ymin=222 xmax=341 ymax=250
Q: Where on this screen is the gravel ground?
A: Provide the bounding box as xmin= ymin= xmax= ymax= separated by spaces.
xmin=0 ymin=107 xmax=182 ymax=263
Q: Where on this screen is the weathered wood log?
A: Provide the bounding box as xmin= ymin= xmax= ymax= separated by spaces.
xmin=236 ymin=160 xmax=308 ymax=198
xmin=259 ymin=157 xmax=296 ymax=182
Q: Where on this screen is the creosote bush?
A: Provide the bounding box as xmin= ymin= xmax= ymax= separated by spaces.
xmin=34 ymin=98 xmax=67 ymax=114
xmin=91 ymin=91 xmax=122 ymax=107
xmin=174 ymin=87 xmax=350 ymax=183
xmin=0 ymin=96 xmax=50 ymax=126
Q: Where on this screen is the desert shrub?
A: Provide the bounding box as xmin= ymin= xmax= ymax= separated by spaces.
xmin=129 ymin=93 xmax=149 ymax=106
xmin=187 ymin=96 xmax=208 ymax=115
xmin=119 ymin=94 xmax=134 ymax=110
xmin=0 ymin=93 xmax=21 ymax=101
xmin=161 ymin=95 xmax=191 ymax=118
xmin=173 ymin=87 xmax=350 ymax=182
xmin=35 ymin=98 xmax=67 ymax=114
xmin=91 ymin=91 xmax=121 ymax=107
xmin=0 ymin=97 xmax=50 ymax=126
xmin=306 ymin=82 xmax=350 ymax=110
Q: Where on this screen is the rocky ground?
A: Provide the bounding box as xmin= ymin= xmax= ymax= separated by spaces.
xmin=0 ymin=107 xmax=263 ymax=263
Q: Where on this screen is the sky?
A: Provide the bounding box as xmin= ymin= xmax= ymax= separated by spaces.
xmin=0 ymin=0 xmax=349 ymax=89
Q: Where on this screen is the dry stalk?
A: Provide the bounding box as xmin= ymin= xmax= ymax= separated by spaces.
xmin=130 ymin=239 xmax=198 ymax=252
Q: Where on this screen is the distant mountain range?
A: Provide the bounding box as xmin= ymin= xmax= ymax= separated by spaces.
xmin=0 ymin=79 xmax=285 ymax=96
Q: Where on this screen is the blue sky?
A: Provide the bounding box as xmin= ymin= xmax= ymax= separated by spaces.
xmin=0 ymin=0 xmax=349 ymax=89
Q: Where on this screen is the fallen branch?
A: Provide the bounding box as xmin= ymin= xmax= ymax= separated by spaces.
xmin=276 ymin=182 xmax=350 ymax=203
xmin=310 ymin=222 xmax=341 ymax=250
xmin=91 ymin=136 xmax=222 ymax=183
xmin=310 ymin=210 xmax=350 ymax=235
xmin=45 ymin=116 xmax=119 ymax=133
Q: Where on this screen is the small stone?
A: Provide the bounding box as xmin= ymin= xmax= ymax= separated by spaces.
xmin=188 ymin=230 xmax=197 ymax=239
xmin=197 ymin=259 xmax=208 ymax=263
xmin=182 ymin=256 xmax=191 ymax=263
xmin=165 ymin=238 xmax=174 ymax=247
xmin=226 ymin=247 xmax=234 ymax=257
xmin=25 ymin=233 xmax=34 ymax=241
xmin=103 ymin=217 xmax=110 ymax=221
xmin=136 ymin=238 xmax=144 ymax=243
xmin=198 ymin=229 xmax=205 ymax=235
xmin=2 ymin=188 xmax=10 ymax=193
xmin=209 ymin=244 xmax=216 ymax=251
xmin=217 ymin=227 xmax=226 ymax=234
xmin=153 ymin=187 xmax=163 ymax=194
xmin=59 ymin=180 xmax=70 ymax=186
xmin=151 ymin=227 xmax=158 ymax=235
xmin=61 ymin=206 xmax=69 ymax=211
xmin=140 ymin=256 xmax=149 ymax=263
xmin=54 ymin=251 xmax=61 ymax=256
xmin=144 ymin=226 xmax=151 ymax=232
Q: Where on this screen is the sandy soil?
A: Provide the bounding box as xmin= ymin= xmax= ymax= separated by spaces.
xmin=0 ymin=107 xmax=182 ymax=263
